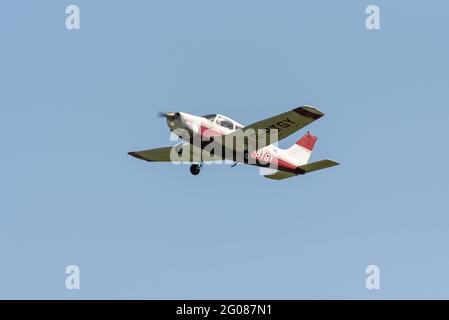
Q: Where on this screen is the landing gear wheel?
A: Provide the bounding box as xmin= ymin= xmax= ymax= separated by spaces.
xmin=190 ymin=164 xmax=201 ymax=175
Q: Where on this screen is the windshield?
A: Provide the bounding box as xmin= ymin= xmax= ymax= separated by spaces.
xmin=215 ymin=116 xmax=234 ymax=130
xmin=202 ymin=114 xmax=217 ymax=121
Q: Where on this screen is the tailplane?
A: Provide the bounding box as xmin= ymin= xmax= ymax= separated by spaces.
xmin=264 ymin=132 xmax=339 ymax=180
xmin=264 ymin=159 xmax=339 ymax=180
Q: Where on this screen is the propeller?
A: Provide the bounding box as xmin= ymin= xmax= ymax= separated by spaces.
xmin=157 ymin=111 xmax=179 ymax=121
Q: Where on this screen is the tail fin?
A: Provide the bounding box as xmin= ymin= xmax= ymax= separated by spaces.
xmin=284 ymin=132 xmax=317 ymax=166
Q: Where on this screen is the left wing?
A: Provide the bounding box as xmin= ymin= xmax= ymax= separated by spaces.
xmin=128 ymin=147 xmax=173 ymax=162
xmin=128 ymin=144 xmax=223 ymax=163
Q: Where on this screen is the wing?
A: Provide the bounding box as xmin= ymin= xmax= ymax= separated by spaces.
xmin=128 ymin=147 xmax=173 ymax=162
xmin=241 ymin=105 xmax=324 ymax=142
xmin=218 ymin=105 xmax=324 ymax=154
xmin=128 ymin=144 xmax=223 ymax=163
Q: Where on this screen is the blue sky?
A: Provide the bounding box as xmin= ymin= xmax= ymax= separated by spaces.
xmin=1 ymin=0 xmax=448 ymax=299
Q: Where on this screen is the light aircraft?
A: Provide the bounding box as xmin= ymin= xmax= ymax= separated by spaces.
xmin=128 ymin=105 xmax=339 ymax=180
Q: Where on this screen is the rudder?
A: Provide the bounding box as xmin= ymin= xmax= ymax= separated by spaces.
xmin=284 ymin=132 xmax=317 ymax=166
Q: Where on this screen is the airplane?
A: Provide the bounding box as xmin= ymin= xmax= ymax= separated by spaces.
xmin=128 ymin=105 xmax=339 ymax=180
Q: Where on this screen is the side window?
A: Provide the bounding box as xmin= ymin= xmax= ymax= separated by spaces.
xmin=215 ymin=117 xmax=234 ymax=130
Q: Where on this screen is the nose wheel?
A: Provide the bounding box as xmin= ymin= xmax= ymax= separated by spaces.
xmin=190 ymin=164 xmax=202 ymax=175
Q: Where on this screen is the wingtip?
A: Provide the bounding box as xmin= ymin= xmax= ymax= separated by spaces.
xmin=128 ymin=151 xmax=150 ymax=161
xmin=293 ymin=105 xmax=324 ymax=119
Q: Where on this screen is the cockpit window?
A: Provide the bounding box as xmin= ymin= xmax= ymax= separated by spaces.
xmin=202 ymin=114 xmax=217 ymax=121
xmin=215 ymin=116 xmax=234 ymax=130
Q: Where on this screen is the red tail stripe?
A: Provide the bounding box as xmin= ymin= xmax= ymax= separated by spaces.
xmin=296 ymin=133 xmax=317 ymax=151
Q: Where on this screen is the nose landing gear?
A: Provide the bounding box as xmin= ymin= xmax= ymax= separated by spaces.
xmin=190 ymin=163 xmax=202 ymax=175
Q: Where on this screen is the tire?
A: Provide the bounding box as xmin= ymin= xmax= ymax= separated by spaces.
xmin=190 ymin=164 xmax=201 ymax=175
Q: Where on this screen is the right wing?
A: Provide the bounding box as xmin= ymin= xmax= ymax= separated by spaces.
xmin=220 ymin=105 xmax=324 ymax=153
xmin=240 ymin=105 xmax=324 ymax=142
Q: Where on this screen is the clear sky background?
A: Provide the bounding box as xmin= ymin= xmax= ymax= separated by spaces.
xmin=1 ymin=0 xmax=448 ymax=299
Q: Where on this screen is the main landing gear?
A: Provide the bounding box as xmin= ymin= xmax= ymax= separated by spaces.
xmin=190 ymin=163 xmax=203 ymax=175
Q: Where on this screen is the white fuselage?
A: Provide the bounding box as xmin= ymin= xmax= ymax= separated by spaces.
xmin=166 ymin=112 xmax=312 ymax=171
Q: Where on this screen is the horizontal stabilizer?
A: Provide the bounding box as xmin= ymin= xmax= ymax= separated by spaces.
xmin=264 ymin=171 xmax=297 ymax=180
xmin=297 ymin=159 xmax=340 ymax=174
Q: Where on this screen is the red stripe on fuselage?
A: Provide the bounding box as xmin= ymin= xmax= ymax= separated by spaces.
xmin=200 ymin=125 xmax=223 ymax=138
xmin=273 ymin=157 xmax=297 ymax=170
